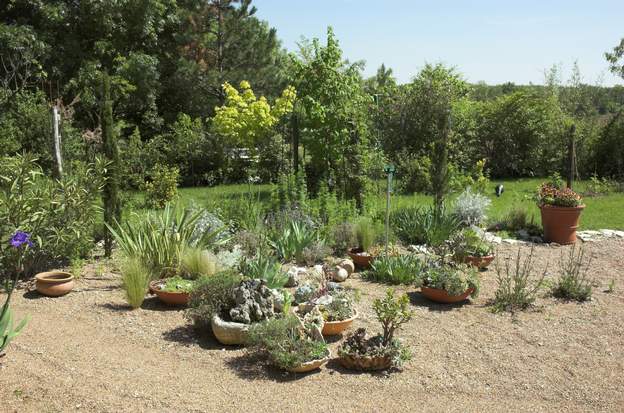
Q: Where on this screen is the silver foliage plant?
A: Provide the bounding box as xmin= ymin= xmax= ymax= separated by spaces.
xmin=454 ymin=188 xmax=491 ymax=227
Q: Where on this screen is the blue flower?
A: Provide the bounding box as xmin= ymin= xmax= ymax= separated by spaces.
xmin=10 ymin=231 xmax=34 ymax=248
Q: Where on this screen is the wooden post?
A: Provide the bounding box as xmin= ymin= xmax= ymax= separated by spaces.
xmin=567 ymin=124 xmax=576 ymax=189
xmin=52 ymin=105 xmax=63 ymax=178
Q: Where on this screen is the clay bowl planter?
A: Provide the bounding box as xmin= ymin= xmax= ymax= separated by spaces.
xmin=322 ymin=310 xmax=358 ymax=336
xmin=539 ymin=204 xmax=585 ymax=245
xmin=338 ymin=353 xmax=392 ymax=371
xmin=149 ymin=280 xmax=190 ymax=306
xmin=211 ymin=314 xmax=249 ymax=345
xmin=464 ymin=254 xmax=495 ymax=270
xmin=420 ymin=286 xmax=474 ymax=304
xmin=286 ymin=350 xmax=331 ymax=373
xmin=35 ymin=271 xmax=74 ymax=297
xmin=347 ymin=248 xmax=373 ymax=269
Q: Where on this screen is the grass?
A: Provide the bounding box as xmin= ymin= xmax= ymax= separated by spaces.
xmin=172 ymin=178 xmax=624 ymax=231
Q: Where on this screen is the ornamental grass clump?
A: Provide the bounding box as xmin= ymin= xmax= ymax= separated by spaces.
xmin=120 ymin=257 xmax=151 ymax=309
xmin=552 ymin=245 xmax=593 ymax=302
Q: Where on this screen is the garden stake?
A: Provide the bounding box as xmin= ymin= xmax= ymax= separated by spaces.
xmin=383 ymin=164 xmax=395 ymax=255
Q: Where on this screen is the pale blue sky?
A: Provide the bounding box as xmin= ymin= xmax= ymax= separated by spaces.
xmin=254 ymin=0 xmax=624 ymax=86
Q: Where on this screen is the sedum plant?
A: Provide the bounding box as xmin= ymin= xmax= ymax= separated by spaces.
xmin=421 ymin=262 xmax=480 ymax=298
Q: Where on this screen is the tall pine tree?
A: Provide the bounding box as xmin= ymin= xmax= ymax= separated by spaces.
xmin=102 ymin=73 xmax=121 ymax=257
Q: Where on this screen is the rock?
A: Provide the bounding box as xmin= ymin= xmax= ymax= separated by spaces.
xmin=615 ymin=230 xmax=624 ymax=238
xmin=503 ymin=238 xmax=519 ymax=244
xmin=577 ymin=233 xmax=594 ymax=242
xmin=316 ymin=294 xmax=333 ymax=306
xmin=600 ymin=229 xmax=616 ymax=237
xmin=329 ymin=266 xmax=349 ymax=282
xmin=271 ymin=289 xmax=285 ymax=312
xmin=294 ymin=283 xmax=316 ymax=304
xmin=338 ymin=259 xmax=355 ymax=275
xmin=229 ymin=279 xmax=275 ymax=324
xmin=529 ymin=236 xmax=543 ymax=244
xmin=407 ymin=245 xmax=430 ymax=254
xmin=327 ymin=282 xmax=343 ymax=292
xmin=515 ymin=229 xmax=529 ymax=240
xmin=285 ymin=266 xmax=307 ymax=287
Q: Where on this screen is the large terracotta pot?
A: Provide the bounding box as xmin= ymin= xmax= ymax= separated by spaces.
xmin=539 ymin=204 xmax=585 ymax=245
xmin=338 ymin=353 xmax=392 ymax=371
xmin=149 ymin=280 xmax=190 ymax=306
xmin=35 ymin=271 xmax=74 ymax=297
xmin=211 ymin=314 xmax=249 ymax=345
xmin=322 ymin=310 xmax=358 ymax=336
xmin=347 ymin=248 xmax=373 ymax=269
xmin=420 ymin=286 xmax=474 ymax=304
xmin=464 ymin=254 xmax=495 ymax=270
xmin=286 ymin=350 xmax=331 ymax=373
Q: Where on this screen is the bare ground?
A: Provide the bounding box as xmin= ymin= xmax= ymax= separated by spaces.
xmin=1 ymin=240 xmax=624 ymax=413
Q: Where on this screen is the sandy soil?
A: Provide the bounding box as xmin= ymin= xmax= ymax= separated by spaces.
xmin=1 ymin=240 xmax=623 ymax=413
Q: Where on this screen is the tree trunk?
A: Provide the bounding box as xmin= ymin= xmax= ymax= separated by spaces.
xmin=567 ymin=124 xmax=576 ymax=189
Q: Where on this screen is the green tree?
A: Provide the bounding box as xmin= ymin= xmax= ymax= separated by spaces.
xmin=101 ymin=73 xmax=120 ymax=257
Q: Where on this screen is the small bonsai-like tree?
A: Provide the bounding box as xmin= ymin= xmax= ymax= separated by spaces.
xmin=372 ymin=289 xmax=414 ymax=346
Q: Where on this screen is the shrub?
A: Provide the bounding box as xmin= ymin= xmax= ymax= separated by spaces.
xmin=391 ymin=205 xmax=460 ymax=247
xmin=329 ymin=222 xmax=357 ymax=255
xmin=584 ymin=174 xmax=615 ymax=196
xmin=301 ymin=242 xmax=332 ymax=266
xmin=247 ymin=315 xmax=329 ymax=370
xmin=552 ymin=245 xmax=592 ymax=301
xmin=364 ymin=255 xmax=427 ymax=285
xmin=454 ymin=187 xmax=491 ymax=227
xmin=185 ymin=270 xmax=242 ymax=328
xmin=180 ymin=247 xmax=219 ymax=279
xmin=142 ymin=164 xmax=180 ymax=209
xmin=492 ymin=248 xmax=546 ymax=313
xmin=239 ymin=255 xmax=288 ymax=289
xmin=120 ymin=257 xmax=151 ymax=309
xmin=395 ymin=153 xmax=432 ymax=194
xmin=0 ymin=155 xmax=104 ymax=276
xmin=422 ymin=262 xmax=480 ymax=298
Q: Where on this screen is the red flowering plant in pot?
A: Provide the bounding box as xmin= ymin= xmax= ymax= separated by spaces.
xmin=536 ymin=179 xmax=584 ymax=245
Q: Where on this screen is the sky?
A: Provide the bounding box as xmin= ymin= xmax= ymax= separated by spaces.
xmin=254 ymin=0 xmax=624 ymax=86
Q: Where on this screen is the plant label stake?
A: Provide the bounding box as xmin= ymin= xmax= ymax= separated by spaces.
xmin=383 ymin=164 xmax=395 ymax=255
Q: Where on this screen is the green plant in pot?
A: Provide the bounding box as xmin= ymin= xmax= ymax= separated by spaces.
xmin=536 ymin=175 xmax=584 ymax=245
xmin=417 ymin=261 xmax=480 ymax=303
xmin=247 ymin=314 xmax=330 ymax=373
xmin=317 ymin=290 xmax=359 ymax=336
xmin=347 ymin=217 xmax=381 ymax=269
xmin=338 ymin=289 xmax=413 ymax=371
xmin=449 ymin=229 xmax=495 ymax=269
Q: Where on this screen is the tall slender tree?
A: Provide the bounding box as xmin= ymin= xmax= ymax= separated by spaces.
xmin=102 ymin=72 xmax=120 ymax=257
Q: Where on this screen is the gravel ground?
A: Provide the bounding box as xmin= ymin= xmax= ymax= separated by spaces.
xmin=1 ymin=240 xmax=623 ymax=413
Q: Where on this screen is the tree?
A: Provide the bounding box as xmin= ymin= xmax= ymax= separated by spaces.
xmin=605 ymin=38 xmax=624 ymax=80
xmin=101 ymin=73 xmax=120 ymax=257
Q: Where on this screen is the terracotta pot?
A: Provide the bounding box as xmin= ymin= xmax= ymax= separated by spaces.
xmin=464 ymin=254 xmax=495 ymax=269
xmin=347 ymin=248 xmax=373 ymax=269
xmin=539 ymin=204 xmax=585 ymax=245
xmin=149 ymin=280 xmax=190 ymax=306
xmin=211 ymin=314 xmax=249 ymax=345
xmin=35 ymin=271 xmax=74 ymax=297
xmin=420 ymin=286 xmax=474 ymax=304
xmin=286 ymin=350 xmax=331 ymax=373
xmin=322 ymin=310 xmax=358 ymax=336
xmin=338 ymin=353 xmax=392 ymax=371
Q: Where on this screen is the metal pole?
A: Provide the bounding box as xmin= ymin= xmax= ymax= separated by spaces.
xmin=53 ymin=105 xmax=63 ymax=178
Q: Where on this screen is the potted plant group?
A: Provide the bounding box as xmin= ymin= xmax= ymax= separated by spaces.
xmin=417 ymin=261 xmax=479 ymax=303
xmin=150 ymin=276 xmax=194 ymax=306
xmin=537 ymin=181 xmax=584 ymax=245
xmin=450 ymin=229 xmax=495 ymax=270
xmin=338 ymin=289 xmax=413 ymax=371
xmin=248 ymin=314 xmax=330 ymax=373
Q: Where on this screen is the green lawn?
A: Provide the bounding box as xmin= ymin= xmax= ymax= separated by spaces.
xmin=177 ymin=178 xmax=624 ymax=230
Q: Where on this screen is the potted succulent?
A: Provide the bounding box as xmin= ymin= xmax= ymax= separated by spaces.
xmin=537 ymin=182 xmax=584 ymax=245
xmin=248 ymin=314 xmax=330 ymax=373
xmin=338 ymin=289 xmax=413 ymax=371
xmin=318 ymin=290 xmax=358 ymax=336
xmin=150 ymin=276 xmax=194 ymax=306
xmin=450 ymin=229 xmax=495 ymax=269
xmin=186 ymin=276 xmax=281 ymax=346
xmin=417 ymin=262 xmax=479 ymax=303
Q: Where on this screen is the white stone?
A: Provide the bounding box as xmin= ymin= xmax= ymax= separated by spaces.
xmin=338 ymin=259 xmax=355 ymax=275
xmin=286 ymin=266 xmax=307 ymax=287
xmin=330 ymin=266 xmax=349 ymax=282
